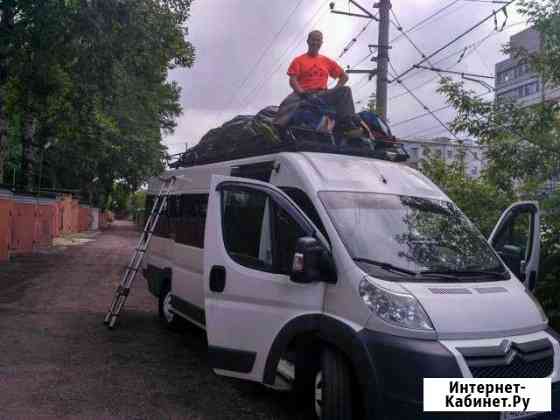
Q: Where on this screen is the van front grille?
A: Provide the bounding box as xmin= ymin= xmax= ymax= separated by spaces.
xmin=457 ymin=338 xmax=554 ymax=378
xmin=469 ymin=355 xmax=553 ymax=378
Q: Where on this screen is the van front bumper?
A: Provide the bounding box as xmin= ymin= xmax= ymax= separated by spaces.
xmin=358 ymin=329 xmax=560 ymax=420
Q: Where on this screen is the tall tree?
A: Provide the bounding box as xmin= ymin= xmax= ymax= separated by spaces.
xmin=0 ymin=0 xmax=195 ymax=206
xmin=434 ymin=0 xmax=560 ymax=314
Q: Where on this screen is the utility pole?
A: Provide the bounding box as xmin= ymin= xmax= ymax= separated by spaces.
xmin=374 ymin=0 xmax=391 ymax=119
xmin=331 ymin=0 xmax=391 ymax=118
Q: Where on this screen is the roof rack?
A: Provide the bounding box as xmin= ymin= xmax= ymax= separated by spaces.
xmin=169 ymin=127 xmax=409 ymax=169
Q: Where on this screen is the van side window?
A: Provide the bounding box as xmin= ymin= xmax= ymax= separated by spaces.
xmin=176 ymin=194 xmax=208 ymax=248
xmin=221 ymin=189 xmax=274 ymax=271
xmin=492 ymin=212 xmax=532 ymax=279
xmin=146 ymin=194 xmax=171 ymax=238
xmin=279 ymin=187 xmax=329 ymax=243
xmin=221 ymin=187 xmax=308 ymax=274
xmin=167 ymin=195 xmax=179 ymax=241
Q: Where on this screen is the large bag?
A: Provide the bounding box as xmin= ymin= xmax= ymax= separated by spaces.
xmin=358 ymin=111 xmax=393 ymax=139
xmin=182 ymin=106 xmax=283 ymax=164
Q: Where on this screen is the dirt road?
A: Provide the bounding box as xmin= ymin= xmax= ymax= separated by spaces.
xmin=0 ymin=221 xmax=300 ymax=420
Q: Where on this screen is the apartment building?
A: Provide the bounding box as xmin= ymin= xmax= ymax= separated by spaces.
xmin=495 ymin=27 xmax=560 ymax=106
xmin=400 ymin=137 xmax=486 ymax=178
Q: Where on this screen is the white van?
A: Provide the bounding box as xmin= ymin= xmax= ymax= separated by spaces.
xmin=143 ymin=151 xmax=559 ymax=420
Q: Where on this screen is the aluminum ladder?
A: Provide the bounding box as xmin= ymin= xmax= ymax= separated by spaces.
xmin=104 ymin=176 xmax=176 ymax=329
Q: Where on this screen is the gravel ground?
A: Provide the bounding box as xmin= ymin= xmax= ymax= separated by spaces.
xmin=0 ymin=221 xmax=303 ymax=420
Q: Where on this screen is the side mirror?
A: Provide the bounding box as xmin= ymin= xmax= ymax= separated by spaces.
xmin=290 ymin=237 xmax=337 ymax=284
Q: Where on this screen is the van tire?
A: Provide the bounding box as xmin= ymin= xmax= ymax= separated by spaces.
xmin=312 ymin=347 xmax=354 ymax=420
xmin=158 ymin=285 xmax=181 ymax=330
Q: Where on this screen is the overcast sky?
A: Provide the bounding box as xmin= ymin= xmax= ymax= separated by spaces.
xmin=163 ymin=0 xmax=528 ymax=154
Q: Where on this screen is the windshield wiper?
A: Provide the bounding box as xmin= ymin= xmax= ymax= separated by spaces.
xmin=421 ymin=269 xmax=509 ymax=279
xmin=352 ymin=258 xmax=418 ymax=276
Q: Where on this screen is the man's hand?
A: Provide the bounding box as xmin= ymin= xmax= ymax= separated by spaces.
xmin=335 ymin=72 xmax=349 ymax=88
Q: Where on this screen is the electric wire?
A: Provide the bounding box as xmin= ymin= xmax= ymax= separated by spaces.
xmin=339 ymin=18 xmax=375 ymax=58
xmin=386 ymin=12 xmax=460 ymax=140
xmin=391 ymin=104 xmax=454 ymax=128
xmin=389 ymin=63 xmax=459 ymax=140
xmin=351 ymin=1 xmax=514 ymax=107
xmin=402 ymin=124 xmax=453 ymax=139
xmin=216 ymin=0 xmax=305 ymax=121
xmin=390 ymin=0 xmax=462 ymax=44
xmin=240 ymin=2 xmax=330 ymax=110
xmin=354 ymin=7 xmax=492 ymax=103
xmin=358 ymin=9 xmax=488 ymax=106
xmin=389 ymin=0 xmax=515 ymax=83
xmin=391 ymin=90 xmax=493 ymax=128
xmin=349 ymin=51 xmax=374 ymax=69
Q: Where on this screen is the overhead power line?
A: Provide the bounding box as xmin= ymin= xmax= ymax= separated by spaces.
xmin=391 ymin=90 xmax=493 ymax=129
xmin=413 ymin=64 xmax=495 ymax=79
xmin=338 ymin=19 xmax=375 ymax=58
xmin=391 ymin=104 xmax=453 ymax=128
xmin=355 ymin=12 xmax=510 ymax=106
xmin=390 ymin=0 xmax=462 ymax=44
xmin=241 ymin=2 xmax=329 ymax=110
xmin=217 ymin=0 xmax=305 ymax=121
xmin=390 ymin=64 xmax=458 ymax=139
xmin=389 ymin=0 xmax=515 ymax=83
xmin=402 ymin=124 xmax=454 ymax=139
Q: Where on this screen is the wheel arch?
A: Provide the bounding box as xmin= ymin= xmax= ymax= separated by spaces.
xmin=144 ymin=264 xmax=172 ymax=297
xmin=263 ymin=313 xmax=382 ymax=418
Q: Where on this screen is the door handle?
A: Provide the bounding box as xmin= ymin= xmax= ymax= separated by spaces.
xmin=209 ymin=265 xmax=226 ymax=293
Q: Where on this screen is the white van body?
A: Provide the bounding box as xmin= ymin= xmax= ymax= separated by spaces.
xmin=143 ymin=152 xmax=559 ymax=420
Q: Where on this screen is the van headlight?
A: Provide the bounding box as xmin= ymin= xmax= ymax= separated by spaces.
xmin=359 ymin=277 xmax=434 ymax=331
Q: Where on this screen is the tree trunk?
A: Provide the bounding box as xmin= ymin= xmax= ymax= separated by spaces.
xmin=0 ymin=2 xmax=15 ymax=185
xmin=21 ymin=112 xmax=36 ymax=191
xmin=0 ymin=105 xmax=7 ymax=184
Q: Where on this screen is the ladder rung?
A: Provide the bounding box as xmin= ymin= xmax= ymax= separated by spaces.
xmin=116 ymin=286 xmax=130 ymax=296
xmin=105 ymin=177 xmax=177 ymax=329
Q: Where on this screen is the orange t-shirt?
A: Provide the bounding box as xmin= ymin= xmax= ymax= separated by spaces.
xmin=287 ymin=54 xmax=344 ymax=91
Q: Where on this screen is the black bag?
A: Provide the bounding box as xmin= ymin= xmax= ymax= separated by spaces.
xmin=178 ymin=106 xmax=283 ymax=165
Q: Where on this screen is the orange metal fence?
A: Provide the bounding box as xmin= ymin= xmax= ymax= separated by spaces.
xmin=0 ymin=189 xmax=13 ymax=262
xmin=0 ymin=190 xmax=104 ymax=263
xmin=12 ymin=194 xmax=36 ymax=255
xmin=78 ymin=205 xmax=91 ymax=232
xmin=35 ymin=198 xmax=56 ymax=247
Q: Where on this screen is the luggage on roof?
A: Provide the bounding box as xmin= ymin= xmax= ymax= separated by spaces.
xmin=170 ymin=106 xmax=409 ymax=169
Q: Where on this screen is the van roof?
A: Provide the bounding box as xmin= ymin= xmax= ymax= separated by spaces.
xmin=151 ymin=152 xmax=448 ymax=201
xmin=290 ymin=153 xmax=448 ymax=200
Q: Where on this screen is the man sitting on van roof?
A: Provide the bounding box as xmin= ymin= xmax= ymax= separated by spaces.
xmin=274 ymin=30 xmax=360 ymax=135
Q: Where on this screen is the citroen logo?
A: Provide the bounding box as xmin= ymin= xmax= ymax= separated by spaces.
xmin=501 ymin=339 xmax=513 ymax=354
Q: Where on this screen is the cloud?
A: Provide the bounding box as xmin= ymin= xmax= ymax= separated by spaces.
xmin=165 ymin=0 xmax=528 ymax=145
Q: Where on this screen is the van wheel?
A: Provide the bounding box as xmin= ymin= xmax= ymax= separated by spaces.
xmin=313 ymin=347 xmax=354 ymax=420
xmin=158 ymin=285 xmax=180 ymax=329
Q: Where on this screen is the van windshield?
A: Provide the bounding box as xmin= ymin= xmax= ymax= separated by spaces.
xmin=319 ymin=192 xmax=507 ymax=281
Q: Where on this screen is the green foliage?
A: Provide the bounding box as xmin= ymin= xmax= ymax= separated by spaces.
xmin=434 ymin=0 xmax=560 ymax=316
xmin=419 ymin=149 xmax=513 ymax=237
xmin=517 ymin=0 xmax=560 ymax=86
xmin=0 ymin=0 xmax=195 ymax=204
xmin=128 ymin=190 xmax=147 ymax=214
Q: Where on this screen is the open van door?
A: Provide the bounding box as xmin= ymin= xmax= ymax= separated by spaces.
xmin=489 ymin=201 xmax=540 ymax=290
xmin=203 ymin=175 xmax=330 ymax=383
